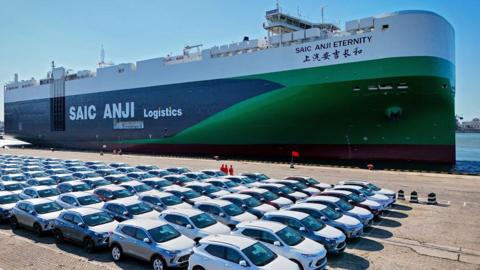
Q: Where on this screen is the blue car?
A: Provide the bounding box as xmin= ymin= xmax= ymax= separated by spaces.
xmin=54 ymin=207 xmax=119 ymax=252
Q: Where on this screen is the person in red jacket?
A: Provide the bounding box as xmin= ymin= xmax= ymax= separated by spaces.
xmin=228 ymin=165 xmax=234 ymax=176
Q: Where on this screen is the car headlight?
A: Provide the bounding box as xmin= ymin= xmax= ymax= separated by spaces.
xmin=164 ymin=249 xmax=180 ymax=257
xmin=301 ymin=253 xmax=316 ymax=258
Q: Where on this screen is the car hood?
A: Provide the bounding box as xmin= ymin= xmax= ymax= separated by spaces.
xmin=315 ymin=224 xmax=345 ymax=240
xmin=38 ymin=211 xmax=62 ymax=221
xmin=336 ymin=215 xmax=361 ymax=227
xmin=349 ymin=206 xmax=373 ymax=217
xmin=303 ymin=187 xmax=320 ymax=195
xmin=253 ymin=203 xmax=277 ymax=213
xmin=360 ymin=199 xmax=382 ymax=209
xmin=230 ymin=186 xmax=247 ymax=192
xmin=290 ymin=191 xmax=308 ymax=199
xmin=168 ymin=202 xmax=193 ymax=209
xmin=369 ymin=194 xmax=390 ymax=202
xmin=231 ymin=212 xmax=257 ymax=223
xmin=200 ymin=222 xmax=231 ymax=235
xmin=378 ymin=188 xmax=395 ymax=196
xmin=157 ymin=235 xmax=194 ymax=252
xmin=314 ymin=183 xmax=332 ymax=190
xmin=292 ymin=237 xmax=327 ymax=257
xmin=259 ymin=254 xmax=299 ymax=270
xmin=89 ymin=221 xmax=119 ymax=234
xmin=134 ymin=210 xmax=159 ymax=220
xmin=82 ymin=202 xmax=105 ymax=209
xmin=211 ymin=190 xmax=230 ymax=197
xmin=0 ymin=203 xmax=16 ymax=211
xmin=189 ymin=196 xmax=210 ymax=203
xmin=272 ymin=197 xmax=293 ymax=208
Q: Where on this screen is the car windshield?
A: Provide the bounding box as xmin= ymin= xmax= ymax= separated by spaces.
xmin=112 ymin=189 xmax=133 ymax=198
xmin=93 ymin=180 xmax=111 ymax=187
xmin=195 ymin=173 xmax=209 ymax=180
xmin=0 ymin=194 xmax=20 ymax=204
xmin=224 ymin=181 xmax=239 ymax=188
xmin=301 ymin=216 xmax=325 ymax=231
xmin=11 ymin=175 xmax=26 ymax=181
xmin=161 ymin=195 xmax=183 ymax=206
xmin=244 ymin=197 xmax=262 ymax=208
xmin=293 ymin=182 xmax=308 ymax=189
xmin=86 ymin=172 xmax=100 ymax=178
xmin=72 ymin=183 xmax=90 ymax=192
xmin=78 ymin=195 xmax=102 ymax=205
xmin=59 ymin=175 xmax=75 ymax=182
xmin=190 ymin=213 xmax=217 ymax=228
xmin=222 ymin=204 xmax=244 ymax=216
xmin=177 ymin=176 xmax=193 ymax=184
xmin=348 ymin=193 xmax=365 ymax=202
xmin=276 ymin=227 xmax=304 ymax=246
xmin=242 ymin=242 xmax=277 ymax=266
xmin=239 ymin=177 xmax=255 ymax=184
xmin=306 ymin=177 xmax=319 ymax=185
xmin=33 ymin=172 xmax=49 ymax=177
xmin=321 ymin=207 xmax=342 ymax=220
xmin=263 ymin=191 xmax=279 ymax=201
xmin=336 ymin=199 xmax=354 ymax=211
xmin=360 ymin=188 xmax=374 ymax=196
xmin=177 ymin=168 xmax=190 ymax=173
xmin=133 ymin=184 xmax=152 ymax=193
xmin=39 ymin=179 xmax=56 ymax=185
xmin=148 ymin=224 xmax=181 ymax=243
xmin=183 ymin=190 xmax=201 ymax=199
xmin=126 ymin=202 xmax=153 ymax=215
xmin=255 ymin=174 xmax=269 ymax=181
xmin=139 ymin=173 xmax=155 ymax=179
xmin=34 ymin=202 xmax=63 ymax=214
xmin=83 ymin=212 xmax=114 ymax=226
xmin=152 ymin=171 xmax=171 ymax=177
xmin=38 ymin=188 xmax=60 ymax=197
xmin=156 ymin=180 xmax=173 ymax=188
xmin=279 ymin=186 xmax=295 ymax=194
xmin=5 ymin=183 xmax=23 ymax=191
xmin=366 ymin=183 xmax=380 ymax=191
xmin=204 ymin=185 xmax=221 ymax=194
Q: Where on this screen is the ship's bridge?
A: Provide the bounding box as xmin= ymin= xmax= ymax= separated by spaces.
xmin=264 ymin=8 xmax=340 ymax=35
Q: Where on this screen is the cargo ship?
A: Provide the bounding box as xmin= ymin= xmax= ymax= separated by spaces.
xmin=4 ymin=8 xmax=456 ymax=163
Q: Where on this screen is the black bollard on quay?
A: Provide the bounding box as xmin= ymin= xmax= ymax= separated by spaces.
xmin=410 ymin=191 xmax=419 ymax=203
xmin=397 ymin=190 xmax=405 ymax=200
xmin=427 ymin=193 xmax=437 ymax=205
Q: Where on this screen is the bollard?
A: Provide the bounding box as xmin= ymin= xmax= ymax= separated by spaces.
xmin=290 ymin=162 xmax=295 ymax=169
xmin=397 ymin=190 xmax=405 ymax=200
xmin=100 ymin=151 xmax=104 ymax=156
xmin=409 ymin=191 xmax=419 ymax=203
xmin=367 ymin=164 xmax=374 ymax=170
xmin=427 ymin=193 xmax=437 ymax=205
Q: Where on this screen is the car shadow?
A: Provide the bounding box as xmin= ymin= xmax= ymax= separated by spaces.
xmin=391 ymin=204 xmax=412 ymax=211
xmin=54 ymin=242 xmax=114 ymax=263
xmin=364 ymin=226 xmax=393 ymax=239
xmin=9 ymin=227 xmax=56 ymax=245
xmin=383 ymin=210 xmax=408 ymax=219
xmin=374 ymin=217 xmax=402 ymax=228
xmin=328 ymin=251 xmax=370 ymax=269
xmin=347 ymin=237 xmax=384 ymax=252
xmin=113 ymin=258 xmax=187 ymax=270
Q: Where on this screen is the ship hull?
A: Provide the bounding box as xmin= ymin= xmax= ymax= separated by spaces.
xmin=5 ymin=56 xmax=455 ymax=163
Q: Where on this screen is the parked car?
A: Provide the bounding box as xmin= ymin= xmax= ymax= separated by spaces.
xmin=240 ymin=188 xmax=293 ymax=209
xmin=0 ymin=191 xmax=21 ymax=222
xmin=162 ymin=186 xmax=210 ymax=205
xmin=57 ymin=180 xmax=93 ymax=193
xmin=24 ymin=171 xmax=50 ymax=179
xmin=284 ymin=176 xmax=333 ymax=191
xmin=160 ymin=208 xmax=230 ymax=241
xmin=195 ymin=199 xmax=257 ymax=228
xmin=184 ymin=182 xmax=230 ymax=198
xmin=56 ymin=192 xmax=104 ymax=209
xmin=0 ymin=181 xmax=28 ymax=194
xmin=102 ymin=197 xmax=159 ymax=221
xmin=127 ymin=172 xmax=158 ymax=180
xmin=68 ymin=166 xmax=90 ymax=172
xmin=51 ymin=174 xmax=77 ymax=184
xmin=266 ymin=179 xmax=320 ymax=196
xmin=94 ymin=185 xmax=134 ymax=201
xmin=233 ymin=220 xmax=328 ymax=270
xmin=116 ymin=167 xmax=141 ymax=174
xmin=45 ymin=168 xmax=71 ymax=175
xmin=26 ymin=177 xmax=57 ymax=187
xmin=332 ymin=185 xmax=393 ymax=208
xmin=135 ymin=165 xmax=159 ymax=171
xmin=262 ymin=210 xmax=346 ymax=254
xmin=81 ymin=177 xmax=112 ymax=189
xmin=166 ymin=167 xmax=191 ymax=174
xmin=119 ymin=180 xmax=154 ymax=194
xmin=220 ymin=193 xmax=277 ymax=218
xmin=182 ymin=172 xmax=210 ymax=181
xmin=147 ymin=169 xmax=173 ymax=178
xmin=104 ymin=174 xmax=133 ymax=184
xmin=320 ymin=190 xmax=384 ymax=216
xmin=303 ymin=195 xmax=374 ymax=227
xmin=163 ymin=175 xmax=194 ymax=186
xmin=20 ymin=186 xmax=61 ymax=200
xmin=201 ymin=169 xmax=227 ymax=177
xmin=141 ymin=177 xmax=178 ymax=191
xmin=240 ymin=172 xmax=270 ymax=182
xmin=1 ymin=173 xmax=27 ymax=182
xmin=95 ymin=169 xmax=118 ymax=177
xmin=189 ymin=234 xmax=299 ymax=270
xmin=54 ymin=207 xmax=119 ymax=252
xmin=10 ymin=198 xmax=64 ymax=236
xmin=138 ymin=190 xmax=193 ymax=211
xmin=204 ymin=178 xmax=246 ymax=193
xmin=250 ymin=182 xmax=307 ymax=202
xmin=73 ymin=171 xmax=102 ymax=179
xmin=110 ymin=219 xmax=194 ymax=269
xmin=109 ymin=162 xmax=129 ymax=168
xmin=338 ymin=180 xmax=396 ymax=202
xmin=289 ymin=203 xmax=363 ymax=239
xmin=224 ymin=175 xmax=257 ymax=186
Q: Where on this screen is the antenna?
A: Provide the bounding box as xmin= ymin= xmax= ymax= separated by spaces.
xmin=321 ymin=6 xmax=326 ymax=24
xmin=99 ymin=45 xmax=105 ymax=67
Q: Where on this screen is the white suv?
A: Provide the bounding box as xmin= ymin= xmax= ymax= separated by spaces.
xmin=233 ymin=220 xmax=327 ymax=270
xmin=188 ymin=234 xmax=300 ymax=270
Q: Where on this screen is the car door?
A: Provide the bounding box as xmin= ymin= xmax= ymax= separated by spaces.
xmin=14 ymin=203 xmax=29 ymax=225
xmin=164 ymin=214 xmax=193 ymax=238
xmin=60 ymin=213 xmax=76 ymax=240
xmin=130 ymin=228 xmax=153 ymax=261
xmin=23 ymin=204 xmax=36 ymax=228
xmin=69 ymin=214 xmax=86 ymax=242
xmin=118 ymin=225 xmax=137 ymax=257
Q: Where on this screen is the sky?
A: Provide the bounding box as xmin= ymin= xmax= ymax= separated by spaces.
xmin=0 ymin=0 xmax=479 ymax=121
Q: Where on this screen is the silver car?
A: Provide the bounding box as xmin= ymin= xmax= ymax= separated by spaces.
xmin=10 ymin=198 xmax=64 ymax=236
xmin=110 ymin=219 xmax=194 ymax=270
xmin=195 ymin=199 xmax=257 ymax=228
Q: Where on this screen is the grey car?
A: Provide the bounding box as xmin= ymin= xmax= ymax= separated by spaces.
xmin=109 ymin=219 xmax=194 ymax=270
xmin=0 ymin=191 xmax=21 ymax=222
xmin=10 ymin=198 xmax=64 ymax=236
xmin=195 ymin=199 xmax=257 ymax=229
xmin=54 ymin=207 xmax=119 ymax=252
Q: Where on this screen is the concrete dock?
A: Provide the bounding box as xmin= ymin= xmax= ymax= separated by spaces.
xmin=0 ymin=148 xmax=479 ymax=270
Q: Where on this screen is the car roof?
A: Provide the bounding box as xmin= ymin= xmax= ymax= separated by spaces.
xmin=185 ymin=182 xmax=211 ymax=187
xmin=240 ymin=188 xmax=269 ymax=194
xmin=27 ymin=186 xmax=56 ymax=191
xmin=61 ymin=191 xmax=94 ymax=198
xmin=251 ymin=182 xmax=284 ymax=188
xmin=0 ymin=191 xmax=16 ymax=196
xmin=165 ymin=174 xmax=187 ymax=178
xmin=265 ymin=210 xmax=308 ymax=219
xmin=60 ymin=180 xmax=86 ymax=186
xmin=162 ymin=208 xmax=203 ymax=217
xmin=342 ymin=180 xmax=369 ymax=185
xmin=221 ymin=193 xmax=251 ymax=200
xmin=67 ymin=207 xmax=102 ymax=216
xmin=267 ymin=179 xmax=296 ymax=184
xmin=120 ymin=180 xmax=144 ymax=186
xmin=195 ymin=199 xmax=231 ymax=207
xmin=237 ymin=220 xmax=286 ymax=232
xmin=22 ymin=198 xmax=55 ymax=205
xmin=1 ymin=181 xmax=23 ymax=185
xmin=120 ymin=218 xmax=167 ymax=230
xmin=205 ymin=178 xmax=230 ymax=183
xmin=106 ymin=174 xmax=128 ymax=178
xmin=322 ymin=190 xmax=351 ymax=195
xmin=96 ymin=185 xmax=125 ymax=191
xmin=291 ymin=203 xmax=327 ymax=211
xmin=306 ymin=196 xmax=340 ymax=203
xmin=201 ymin=234 xmax=255 ymax=249
xmin=138 ymin=190 xmax=172 ymax=198
xmin=107 ymin=197 xmax=142 ymax=205
xmin=333 ymin=185 xmax=362 ymax=190
xmin=163 ymin=186 xmax=190 ymax=192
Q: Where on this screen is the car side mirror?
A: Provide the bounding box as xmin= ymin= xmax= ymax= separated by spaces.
xmin=260 ymin=198 xmax=265 ymax=202
xmin=320 ymin=216 xmax=327 ymax=221
xmin=28 ymin=210 xmax=37 ymax=216
xmin=122 ymin=211 xmax=129 ymax=216
xmin=186 ymin=224 xmax=193 ymax=229
xmin=299 ymin=227 xmax=306 ymax=232
xmin=241 ymin=204 xmax=247 ymax=208
xmin=278 ymin=191 xmax=283 ymax=195
xmin=273 ymin=241 xmax=281 ymax=247
xmin=335 ymin=207 xmax=340 ymax=211
xmin=73 ymin=202 xmax=79 ymax=206
xmin=143 ymin=237 xmax=151 ymax=243
xmin=239 ymin=260 xmax=248 ymax=267
xmin=78 ymin=223 xmax=86 ymax=228
xmin=219 ymin=213 xmax=225 ymax=217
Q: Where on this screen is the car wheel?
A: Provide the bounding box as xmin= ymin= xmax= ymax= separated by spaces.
xmin=33 ymin=223 xmax=43 ymax=237
xmin=192 ymin=266 xmax=206 ymax=270
xmin=10 ymin=216 xmax=19 ymax=230
xmin=83 ymin=237 xmax=95 ymax=253
xmin=151 ymin=255 xmax=165 ymax=270
xmin=53 ymin=229 xmax=64 ymax=243
xmin=111 ymin=245 xmax=123 ymax=261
